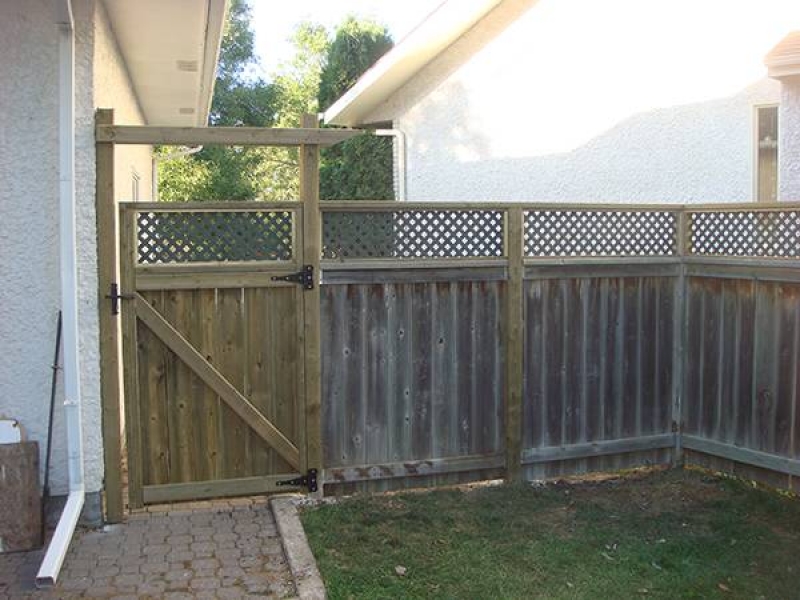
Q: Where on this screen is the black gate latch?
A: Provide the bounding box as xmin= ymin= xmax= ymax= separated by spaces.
xmin=271 ymin=265 xmax=314 ymax=290
xmin=106 ymin=283 xmax=135 ymax=316
xmin=277 ymin=468 xmax=318 ymax=493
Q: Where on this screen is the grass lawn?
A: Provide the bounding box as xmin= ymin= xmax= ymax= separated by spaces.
xmin=301 ymin=468 xmax=800 ymax=599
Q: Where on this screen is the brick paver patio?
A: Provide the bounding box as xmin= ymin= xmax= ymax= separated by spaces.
xmin=0 ymin=497 xmax=296 ymax=599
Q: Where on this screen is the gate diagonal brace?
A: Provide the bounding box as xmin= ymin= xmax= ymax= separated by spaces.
xmin=271 ymin=265 xmax=314 ymax=290
xmin=277 ymin=469 xmax=318 ymax=493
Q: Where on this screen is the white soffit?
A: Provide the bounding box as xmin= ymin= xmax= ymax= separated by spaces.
xmin=324 ymin=0 xmax=503 ymax=127
xmin=766 ymin=31 xmax=800 ymax=79
xmin=102 ymin=0 xmax=227 ymax=126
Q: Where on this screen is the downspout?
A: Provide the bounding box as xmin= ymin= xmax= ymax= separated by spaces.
xmin=151 ymin=146 xmax=203 ymax=200
xmin=375 ymin=128 xmax=407 ymax=201
xmin=37 ymin=0 xmax=85 ymax=587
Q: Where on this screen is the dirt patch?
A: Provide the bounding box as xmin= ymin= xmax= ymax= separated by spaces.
xmin=542 ymin=468 xmax=727 ymax=517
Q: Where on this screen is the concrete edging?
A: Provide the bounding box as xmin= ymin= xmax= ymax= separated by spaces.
xmin=270 ymin=495 xmax=327 ymax=600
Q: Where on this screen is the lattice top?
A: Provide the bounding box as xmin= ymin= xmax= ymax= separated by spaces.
xmin=524 ymin=210 xmax=677 ymax=257
xmin=137 ymin=211 xmax=293 ymax=264
xmin=322 ymin=210 xmax=504 ymax=259
xmin=688 ymin=210 xmax=800 ymax=258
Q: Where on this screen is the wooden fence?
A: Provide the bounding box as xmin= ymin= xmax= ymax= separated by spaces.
xmin=95 ymin=119 xmax=800 ymax=509
xmin=113 ymin=197 xmax=800 ymax=499
xmin=316 ymin=202 xmax=800 ymax=494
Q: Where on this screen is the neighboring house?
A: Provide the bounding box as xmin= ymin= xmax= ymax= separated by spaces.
xmin=0 ymin=0 xmax=225 ymax=539
xmin=766 ymin=30 xmax=800 ymax=200
xmin=325 ymin=0 xmax=800 ymax=203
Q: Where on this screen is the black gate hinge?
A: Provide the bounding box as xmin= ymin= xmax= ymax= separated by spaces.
xmin=106 ymin=283 xmax=135 ymax=316
xmin=277 ymin=468 xmax=318 ymax=493
xmin=271 ymin=265 xmax=314 ymax=290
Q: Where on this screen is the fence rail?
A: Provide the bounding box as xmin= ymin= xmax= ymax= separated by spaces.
xmin=126 ymin=200 xmax=800 ymax=494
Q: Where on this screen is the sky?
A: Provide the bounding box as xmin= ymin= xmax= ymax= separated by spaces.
xmin=249 ymin=0 xmax=444 ymax=78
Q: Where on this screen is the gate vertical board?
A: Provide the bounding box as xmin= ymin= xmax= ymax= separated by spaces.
xmin=120 ymin=205 xmax=144 ymax=508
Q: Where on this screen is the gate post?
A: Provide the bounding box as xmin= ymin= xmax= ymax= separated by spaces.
xmin=95 ymin=109 xmax=123 ymax=522
xmin=300 ymin=114 xmax=323 ymax=495
xmin=505 ymin=207 xmax=525 ymax=481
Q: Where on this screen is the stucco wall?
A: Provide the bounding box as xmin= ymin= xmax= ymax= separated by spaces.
xmin=0 ymin=0 xmax=150 ymax=497
xmin=779 ymin=76 xmax=800 ymax=201
xmin=0 ymin=0 xmax=73 ymax=495
xmin=94 ymin=0 xmax=153 ymax=201
xmin=370 ymin=0 xmax=800 ymax=202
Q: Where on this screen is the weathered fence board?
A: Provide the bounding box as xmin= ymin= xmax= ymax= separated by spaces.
xmin=321 ymin=280 xmax=505 ymax=492
xmin=522 ymin=275 xmax=676 ymax=480
xmin=683 ymin=274 xmax=800 ymax=490
xmin=111 ymin=191 xmax=800 ymax=505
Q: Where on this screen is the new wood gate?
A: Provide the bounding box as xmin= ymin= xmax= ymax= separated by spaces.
xmin=96 ymin=113 xmax=358 ymax=515
xmin=119 ymin=202 xmax=313 ymax=507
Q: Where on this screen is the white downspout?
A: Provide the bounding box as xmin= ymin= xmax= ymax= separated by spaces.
xmin=151 ymin=146 xmax=203 ymax=200
xmin=375 ymin=129 xmax=407 ymax=201
xmin=37 ymin=0 xmax=85 ymax=587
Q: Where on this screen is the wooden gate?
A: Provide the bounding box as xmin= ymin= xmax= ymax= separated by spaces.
xmin=118 ymin=202 xmax=315 ymax=507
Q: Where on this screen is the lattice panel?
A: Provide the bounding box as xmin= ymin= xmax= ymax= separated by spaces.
xmin=137 ymin=211 xmax=293 ymax=264
xmin=524 ymin=210 xmax=677 ymax=257
xmin=323 ymin=210 xmax=504 ymax=259
xmin=689 ymin=211 xmax=800 ymax=258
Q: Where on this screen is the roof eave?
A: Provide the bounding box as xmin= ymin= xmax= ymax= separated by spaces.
xmin=197 ymin=0 xmax=228 ymax=126
xmin=324 ymin=0 xmax=503 ymax=127
xmin=767 ymin=59 xmax=800 ymax=79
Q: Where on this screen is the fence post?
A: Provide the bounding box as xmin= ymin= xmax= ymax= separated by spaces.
xmin=671 ymin=208 xmax=689 ymax=466
xmin=300 ymin=113 xmax=323 ymax=494
xmin=505 ymin=207 xmax=525 ymax=481
xmin=95 ymin=109 xmax=123 ymax=523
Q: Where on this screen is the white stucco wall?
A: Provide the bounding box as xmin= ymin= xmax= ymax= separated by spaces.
xmin=0 ymin=0 xmax=150 ymax=497
xmin=1 ymin=0 xmax=74 ymax=496
xmin=370 ymin=0 xmax=800 ymax=202
xmin=779 ymin=76 xmax=800 ymax=200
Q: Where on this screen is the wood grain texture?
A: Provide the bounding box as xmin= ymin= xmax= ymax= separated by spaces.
xmin=0 ymin=442 xmax=41 ymax=552
xmin=96 ymin=109 xmax=123 ymax=523
xmin=136 ymin=294 xmax=301 ymax=472
xmin=96 ymin=124 xmax=361 ymax=146
xmin=683 ymin=276 xmax=800 ymax=490
xmin=505 ymin=208 xmax=525 ymax=480
xmin=522 ymin=276 xmax=676 ymax=480
xmin=321 ymin=281 xmax=505 ymax=492
xmin=301 ymin=113 xmax=322 ymax=482
xmin=120 ymin=207 xmax=144 ymax=508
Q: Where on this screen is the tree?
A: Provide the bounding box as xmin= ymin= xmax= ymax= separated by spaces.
xmin=158 ymin=0 xmax=278 ymax=201
xmin=157 ymin=6 xmax=396 ymax=202
xmin=255 ymin=23 xmax=329 ymax=200
xmin=318 ymin=18 xmax=394 ymax=201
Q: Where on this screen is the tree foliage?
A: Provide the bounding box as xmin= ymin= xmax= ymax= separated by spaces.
xmin=319 ymin=18 xmax=394 ymax=201
xmin=158 ymin=0 xmax=276 ymax=201
xmin=318 ymin=17 xmax=392 ymax=112
xmin=157 ymin=3 xmax=395 ymax=202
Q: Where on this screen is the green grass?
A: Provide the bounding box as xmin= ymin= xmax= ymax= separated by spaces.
xmin=300 ymin=469 xmax=800 ymax=599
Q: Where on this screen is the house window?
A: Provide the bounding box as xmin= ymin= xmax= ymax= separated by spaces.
xmin=755 ymin=106 xmax=778 ymax=203
xmin=131 ymin=171 xmax=141 ymax=202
